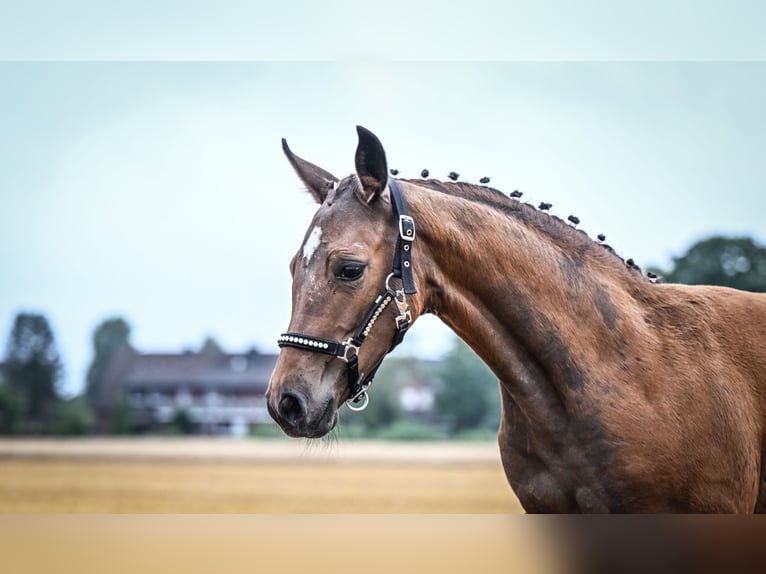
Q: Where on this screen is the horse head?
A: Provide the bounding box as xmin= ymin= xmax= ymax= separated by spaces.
xmin=266 ymin=126 xmax=422 ymax=438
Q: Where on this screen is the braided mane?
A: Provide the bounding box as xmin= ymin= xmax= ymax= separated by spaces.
xmin=399 ymin=177 xmax=651 ymax=283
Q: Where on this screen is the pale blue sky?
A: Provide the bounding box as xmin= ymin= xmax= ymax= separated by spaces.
xmin=1 ymin=3 xmax=766 ymax=395
xmin=1 ymin=1 xmax=765 ymax=60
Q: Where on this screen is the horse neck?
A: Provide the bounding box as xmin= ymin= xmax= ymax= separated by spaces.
xmin=405 ymin=183 xmax=649 ymax=399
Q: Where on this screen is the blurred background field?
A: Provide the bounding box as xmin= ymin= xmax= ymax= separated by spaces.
xmin=0 ymin=438 xmax=523 ymax=513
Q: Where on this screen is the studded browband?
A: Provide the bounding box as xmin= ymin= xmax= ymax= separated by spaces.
xmin=278 ymin=178 xmax=416 ymax=411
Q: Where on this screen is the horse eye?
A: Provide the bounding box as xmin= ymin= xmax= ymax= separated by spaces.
xmin=336 ymin=263 xmax=365 ymax=282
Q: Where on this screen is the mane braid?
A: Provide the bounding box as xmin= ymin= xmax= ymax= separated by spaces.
xmin=400 ymin=178 xmax=651 ymax=284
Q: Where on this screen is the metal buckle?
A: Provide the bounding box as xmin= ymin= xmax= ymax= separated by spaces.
xmin=341 ymin=338 xmax=360 ymax=363
xmin=392 ymin=289 xmax=408 ymax=314
xmin=398 ymin=215 xmax=415 ymax=242
xmin=392 ymin=289 xmax=411 ymax=330
xmin=395 ymin=310 xmax=412 ymax=331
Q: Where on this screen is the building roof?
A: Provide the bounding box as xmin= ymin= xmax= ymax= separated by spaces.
xmin=96 ymin=348 xmax=277 ymax=407
xmin=124 ymin=351 xmax=275 ymax=390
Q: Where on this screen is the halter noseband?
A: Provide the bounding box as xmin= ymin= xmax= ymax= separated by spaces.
xmin=277 ymin=179 xmax=416 ymax=412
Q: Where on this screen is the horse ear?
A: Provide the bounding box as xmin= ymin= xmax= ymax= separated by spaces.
xmin=282 ymin=138 xmax=339 ymax=204
xmin=354 ymin=125 xmax=388 ymax=204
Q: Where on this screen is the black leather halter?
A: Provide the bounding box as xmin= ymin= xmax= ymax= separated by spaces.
xmin=278 ymin=179 xmax=416 ymax=411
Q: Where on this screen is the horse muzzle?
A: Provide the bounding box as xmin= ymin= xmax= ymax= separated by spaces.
xmin=266 ymin=386 xmax=338 ymax=438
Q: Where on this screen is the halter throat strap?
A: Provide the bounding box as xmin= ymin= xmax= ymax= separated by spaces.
xmin=278 ymin=178 xmax=416 ymax=410
xmin=390 ymin=179 xmax=417 ymax=294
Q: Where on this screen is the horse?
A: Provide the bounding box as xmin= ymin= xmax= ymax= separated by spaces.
xmin=266 ymin=126 xmax=766 ymax=513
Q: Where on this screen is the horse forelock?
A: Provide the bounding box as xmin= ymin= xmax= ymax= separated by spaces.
xmin=320 ymin=174 xmax=358 ymax=206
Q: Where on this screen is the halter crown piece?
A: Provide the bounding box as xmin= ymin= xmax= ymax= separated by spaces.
xmin=277 ymin=179 xmax=416 ymax=412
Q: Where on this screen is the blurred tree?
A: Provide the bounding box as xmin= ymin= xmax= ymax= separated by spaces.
xmin=52 ymin=395 xmax=94 ymax=435
xmin=86 ymin=317 xmax=132 ymax=404
xmin=435 ymin=338 xmax=500 ymax=435
xmin=0 ymin=385 xmax=24 ymax=434
xmin=200 ymin=336 xmax=223 ymax=354
xmin=652 ymin=236 xmax=766 ymax=292
xmin=110 ymin=392 xmax=133 ymax=434
xmin=170 ymin=408 xmax=195 ymax=435
xmin=2 ymin=313 xmax=63 ymax=432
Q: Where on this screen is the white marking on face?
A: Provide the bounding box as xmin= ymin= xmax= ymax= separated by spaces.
xmin=302 ymin=225 xmax=323 ymax=266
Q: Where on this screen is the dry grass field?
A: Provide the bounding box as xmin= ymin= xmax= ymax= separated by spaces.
xmin=0 ymin=438 xmax=524 ymax=513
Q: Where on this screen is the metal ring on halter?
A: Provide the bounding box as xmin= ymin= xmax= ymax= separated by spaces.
xmin=341 ymin=338 xmax=360 ymax=363
xmin=346 ymin=391 xmax=369 ymax=411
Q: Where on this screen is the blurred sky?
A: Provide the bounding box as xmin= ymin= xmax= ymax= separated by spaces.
xmin=1 ymin=4 xmax=766 ymax=396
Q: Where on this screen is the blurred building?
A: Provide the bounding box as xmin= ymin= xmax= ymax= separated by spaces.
xmin=94 ymin=344 xmax=443 ymax=436
xmin=95 ymin=347 xmax=276 ymax=436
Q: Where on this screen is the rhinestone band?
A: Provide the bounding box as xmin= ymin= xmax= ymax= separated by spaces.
xmin=278 ymin=335 xmax=330 ymax=350
xmin=363 ymin=296 xmax=392 ymax=338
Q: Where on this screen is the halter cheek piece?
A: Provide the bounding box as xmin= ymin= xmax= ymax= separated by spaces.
xmin=277 ymin=179 xmax=417 ymax=412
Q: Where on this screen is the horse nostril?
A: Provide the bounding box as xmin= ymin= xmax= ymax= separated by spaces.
xmin=278 ymin=391 xmax=306 ymax=427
